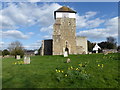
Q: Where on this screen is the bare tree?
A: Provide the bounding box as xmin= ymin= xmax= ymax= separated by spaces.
xmin=107 ymin=36 xmax=117 ymax=44
xmin=8 ymin=41 xmax=24 ymax=58
xmin=106 ymin=36 xmax=117 ymax=49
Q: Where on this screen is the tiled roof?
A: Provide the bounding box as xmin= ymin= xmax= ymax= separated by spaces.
xmin=55 ymin=6 xmax=76 ymax=13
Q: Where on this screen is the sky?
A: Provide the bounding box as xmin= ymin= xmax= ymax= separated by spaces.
xmin=0 ymin=2 xmax=118 ymax=50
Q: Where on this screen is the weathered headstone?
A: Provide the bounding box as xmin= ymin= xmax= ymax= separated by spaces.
xmin=64 ymin=51 xmax=68 ymax=57
xmin=67 ymin=58 xmax=71 ymax=63
xmin=89 ymin=52 xmax=92 ymax=54
xmin=16 ymin=55 xmax=20 ymax=59
xmin=27 ymin=57 xmax=30 ymax=64
xmin=24 ymin=56 xmax=30 ymax=64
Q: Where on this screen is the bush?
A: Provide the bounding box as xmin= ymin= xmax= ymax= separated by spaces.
xmin=2 ymin=49 xmax=10 ymax=57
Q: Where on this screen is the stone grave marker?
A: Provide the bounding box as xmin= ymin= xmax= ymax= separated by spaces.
xmin=16 ymin=55 xmax=20 ymax=59
xmin=64 ymin=51 xmax=68 ymax=57
xmin=67 ymin=58 xmax=71 ymax=63
xmin=24 ymin=56 xmax=30 ymax=64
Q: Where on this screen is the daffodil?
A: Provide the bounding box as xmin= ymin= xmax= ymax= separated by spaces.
xmin=70 ymin=66 xmax=73 ymax=69
xmin=58 ymin=70 xmax=60 ymax=72
xmin=61 ymin=70 xmax=64 ymax=73
xmin=102 ymin=64 xmax=104 ymax=68
xmin=65 ymin=74 xmax=67 ymax=77
xmin=56 ymin=69 xmax=57 ymax=72
xmin=76 ymin=68 xmax=78 ymax=70
xmin=79 ymin=64 xmax=82 ymax=67
xmin=14 ymin=62 xmax=17 ymax=64
xmin=98 ymin=64 xmax=100 ymax=67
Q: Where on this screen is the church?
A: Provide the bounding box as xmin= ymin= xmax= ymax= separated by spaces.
xmin=40 ymin=6 xmax=88 ymax=55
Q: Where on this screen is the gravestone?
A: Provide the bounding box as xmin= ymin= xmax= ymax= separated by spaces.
xmin=64 ymin=51 xmax=68 ymax=57
xmin=16 ymin=55 xmax=20 ymax=59
xmin=24 ymin=56 xmax=30 ymax=64
xmin=67 ymin=58 xmax=71 ymax=63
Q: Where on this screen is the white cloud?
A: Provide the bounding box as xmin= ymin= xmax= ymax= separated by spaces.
xmin=77 ymin=17 xmax=118 ymax=42
xmin=28 ymin=0 xmax=41 ymax=2
xmin=43 ymin=35 xmax=52 ymax=39
xmin=105 ymin=17 xmax=118 ymax=30
xmin=28 ymin=32 xmax=34 ymax=35
xmin=86 ymin=18 xmax=105 ymax=28
xmin=24 ymin=40 xmax=42 ymax=50
xmin=1 ymin=2 xmax=61 ymax=29
xmin=40 ymin=25 xmax=52 ymax=32
xmin=1 ymin=2 xmax=118 ymax=45
xmin=0 ymin=41 xmax=4 ymax=49
xmin=1 ymin=30 xmax=29 ymax=39
xmin=0 ymin=41 xmax=10 ymax=50
xmin=76 ymin=11 xmax=105 ymax=29
xmin=85 ymin=11 xmax=97 ymax=19
xmin=76 ymin=14 xmax=87 ymax=28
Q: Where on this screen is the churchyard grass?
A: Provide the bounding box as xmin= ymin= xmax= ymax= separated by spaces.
xmin=2 ymin=53 xmax=120 ymax=88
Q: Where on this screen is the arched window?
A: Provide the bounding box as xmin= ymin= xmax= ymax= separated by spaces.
xmin=65 ymin=47 xmax=69 ymax=55
xmin=65 ymin=41 xmax=69 ymax=54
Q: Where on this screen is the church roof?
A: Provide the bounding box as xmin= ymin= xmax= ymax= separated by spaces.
xmin=54 ymin=6 xmax=77 ymax=13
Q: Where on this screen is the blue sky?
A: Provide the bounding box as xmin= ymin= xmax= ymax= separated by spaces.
xmin=0 ymin=2 xmax=118 ymax=50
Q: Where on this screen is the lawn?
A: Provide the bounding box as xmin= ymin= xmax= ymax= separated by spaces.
xmin=2 ymin=53 xmax=120 ymax=88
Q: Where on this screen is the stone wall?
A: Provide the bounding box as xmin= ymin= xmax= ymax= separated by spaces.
xmin=76 ymin=36 xmax=88 ymax=54
xmin=41 ymin=40 xmax=53 ymax=55
xmin=53 ymin=18 xmax=77 ymax=55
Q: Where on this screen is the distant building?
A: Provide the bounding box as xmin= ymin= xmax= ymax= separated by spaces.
xmin=40 ymin=6 xmax=88 ymax=55
xmin=24 ymin=50 xmax=35 ymax=56
xmin=103 ymin=49 xmax=118 ymax=53
xmin=93 ymin=43 xmax=101 ymax=53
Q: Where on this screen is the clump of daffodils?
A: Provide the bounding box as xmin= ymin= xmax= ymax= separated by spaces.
xmin=98 ymin=64 xmax=104 ymax=68
xmin=13 ymin=61 xmax=24 ymax=65
xmin=56 ymin=69 xmax=64 ymax=73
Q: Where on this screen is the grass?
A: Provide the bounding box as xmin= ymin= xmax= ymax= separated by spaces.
xmin=2 ymin=53 xmax=120 ymax=88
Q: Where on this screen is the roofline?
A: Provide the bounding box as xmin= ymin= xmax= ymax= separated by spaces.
xmin=54 ymin=11 xmax=77 ymax=13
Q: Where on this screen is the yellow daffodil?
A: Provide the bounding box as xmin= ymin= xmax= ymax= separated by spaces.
xmin=98 ymin=64 xmax=100 ymax=67
xmin=14 ymin=62 xmax=17 ymax=64
xmin=58 ymin=70 xmax=60 ymax=72
xmin=56 ymin=69 xmax=57 ymax=72
xmin=76 ymin=68 xmax=78 ymax=70
xmin=70 ymin=66 xmax=73 ymax=69
xmin=65 ymin=74 xmax=67 ymax=77
xmin=61 ymin=70 xmax=64 ymax=73
xmin=79 ymin=64 xmax=82 ymax=67
xmin=102 ymin=64 xmax=104 ymax=68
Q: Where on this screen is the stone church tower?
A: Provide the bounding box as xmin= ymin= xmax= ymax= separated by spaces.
xmin=40 ymin=6 xmax=88 ymax=56
xmin=53 ymin=6 xmax=77 ymax=55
